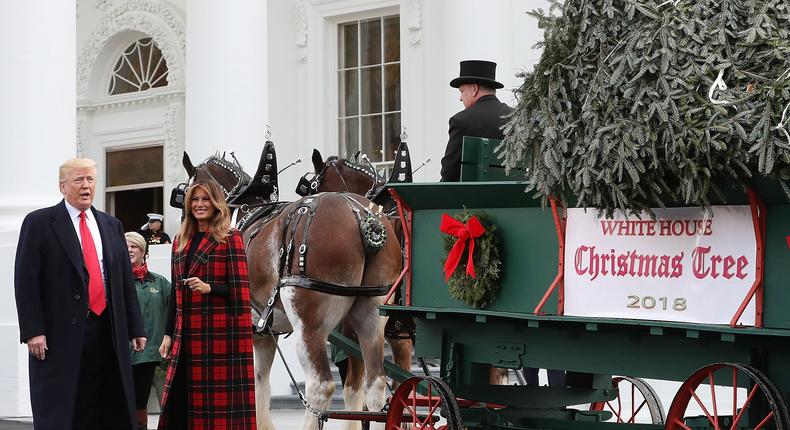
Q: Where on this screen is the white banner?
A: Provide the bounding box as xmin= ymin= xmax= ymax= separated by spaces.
xmin=563 ymin=206 xmax=757 ymax=325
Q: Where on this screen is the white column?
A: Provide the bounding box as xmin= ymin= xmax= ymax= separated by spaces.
xmin=186 ymin=0 xmax=304 ymax=396
xmin=440 ymin=0 xmax=515 ymax=100
xmin=0 ymin=0 xmax=76 ymax=416
xmin=186 ymin=1 xmax=269 ymax=171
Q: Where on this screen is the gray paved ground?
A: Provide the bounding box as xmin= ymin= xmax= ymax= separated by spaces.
xmin=0 ymin=420 xmax=30 ymax=430
xmin=0 ymin=410 xmax=350 ymax=429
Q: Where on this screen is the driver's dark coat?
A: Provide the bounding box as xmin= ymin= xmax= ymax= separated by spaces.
xmin=440 ymin=94 xmax=512 ymax=182
xmin=14 ymin=200 xmax=145 ymax=430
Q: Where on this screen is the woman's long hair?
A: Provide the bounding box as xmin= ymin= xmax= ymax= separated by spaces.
xmin=176 ymin=179 xmax=231 ymax=252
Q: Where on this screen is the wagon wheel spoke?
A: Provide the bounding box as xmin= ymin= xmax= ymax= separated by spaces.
xmin=628 ymin=399 xmax=648 ymax=423
xmin=666 ymin=363 xmax=790 ymax=430
xmin=602 ymin=400 xmax=621 ymax=422
xmin=708 ymin=370 xmax=719 ymax=427
xmin=673 ymin=418 xmax=693 ymax=430
xmin=400 ymin=383 xmax=443 ymax=428
xmin=689 ymin=388 xmax=716 ymax=428
xmin=589 ymin=376 xmax=664 ymax=424
xmin=732 ymin=367 xmax=737 ymax=421
xmin=386 ymin=376 xmax=462 ymax=430
xmin=730 ymin=385 xmax=759 ymax=430
xmin=754 ymin=411 xmax=776 ymax=430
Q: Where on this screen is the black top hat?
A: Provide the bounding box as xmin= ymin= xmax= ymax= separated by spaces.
xmin=449 ymin=60 xmax=504 ymax=89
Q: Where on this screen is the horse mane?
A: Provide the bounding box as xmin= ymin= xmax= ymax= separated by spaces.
xmin=201 ymin=155 xmax=252 ymax=181
xmin=339 ymin=158 xmax=383 ymax=183
xmin=194 ymin=154 xmax=252 ymax=199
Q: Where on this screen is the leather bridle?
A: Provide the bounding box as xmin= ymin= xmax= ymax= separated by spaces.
xmin=296 ymin=158 xmax=380 ymax=198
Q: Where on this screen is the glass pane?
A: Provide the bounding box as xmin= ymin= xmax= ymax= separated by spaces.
xmin=109 ymin=38 xmax=169 ymax=95
xmin=339 ymin=69 xmax=359 ymax=117
xmin=338 ymin=119 xmax=345 ymax=156
xmin=360 ymin=67 xmax=382 ymax=115
xmin=109 ymin=56 xmax=138 ymax=94
xmin=361 ymin=116 xmax=383 ymax=162
xmin=384 ymin=64 xmax=400 ymax=112
xmin=360 ymin=18 xmax=381 ymax=66
xmin=149 ymin=45 xmax=168 ymax=89
xmin=339 ymin=22 xmax=358 ymax=68
xmin=384 ymin=113 xmax=401 ymax=162
xmin=106 ymin=146 xmax=163 ymax=187
xmin=342 ymin=118 xmax=359 ymax=158
xmin=384 ymin=16 xmax=400 ymax=63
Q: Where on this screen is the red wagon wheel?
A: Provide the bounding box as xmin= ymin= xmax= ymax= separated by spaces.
xmin=385 ymin=376 xmax=462 ymax=430
xmin=665 ymin=363 xmax=790 ymax=430
xmin=590 ymin=376 xmax=665 ymax=424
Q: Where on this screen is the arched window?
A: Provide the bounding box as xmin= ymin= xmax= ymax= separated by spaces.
xmin=108 ymin=37 xmax=169 ymax=95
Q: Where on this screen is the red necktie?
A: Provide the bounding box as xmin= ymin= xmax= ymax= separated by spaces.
xmin=79 ymin=211 xmax=106 ymax=315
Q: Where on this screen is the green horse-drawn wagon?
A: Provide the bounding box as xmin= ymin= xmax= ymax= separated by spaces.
xmin=374 ymin=136 xmax=790 ymax=430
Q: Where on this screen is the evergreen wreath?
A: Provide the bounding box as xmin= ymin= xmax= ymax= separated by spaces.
xmin=440 ymin=209 xmax=502 ymax=309
xmin=501 ymin=0 xmax=790 ymax=217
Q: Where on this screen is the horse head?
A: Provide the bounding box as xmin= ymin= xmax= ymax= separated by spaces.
xmin=169 ymin=152 xmax=253 ymax=210
xmin=191 ymin=153 xmax=251 ymax=203
xmin=296 ymin=148 xmax=381 ymax=197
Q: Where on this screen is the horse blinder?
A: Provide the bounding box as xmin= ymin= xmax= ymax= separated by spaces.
xmin=169 ymin=182 xmax=189 ymax=209
xmin=296 ymin=173 xmax=318 ymax=196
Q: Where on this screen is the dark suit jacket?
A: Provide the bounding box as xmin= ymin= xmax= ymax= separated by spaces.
xmin=14 ymin=200 xmax=145 ymax=430
xmin=440 ymin=94 xmax=513 ymax=182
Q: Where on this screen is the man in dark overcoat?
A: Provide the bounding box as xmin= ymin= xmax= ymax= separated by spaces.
xmin=14 ymin=158 xmax=147 ymax=430
xmin=440 ymin=59 xmax=513 ymax=182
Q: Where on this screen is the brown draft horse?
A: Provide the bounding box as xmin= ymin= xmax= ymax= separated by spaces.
xmin=305 ymin=149 xmax=509 ymax=386
xmin=303 ymin=150 xmax=415 ymax=379
xmin=183 ymin=153 xmax=402 ymax=430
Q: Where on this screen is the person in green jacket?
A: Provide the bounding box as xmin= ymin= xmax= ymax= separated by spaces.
xmin=125 ymin=232 xmax=171 ymax=430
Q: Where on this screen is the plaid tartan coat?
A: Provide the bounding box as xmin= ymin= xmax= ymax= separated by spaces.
xmin=158 ymin=229 xmax=256 ymax=429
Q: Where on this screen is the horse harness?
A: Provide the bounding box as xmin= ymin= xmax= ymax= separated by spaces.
xmin=297 ymin=158 xmax=408 ymax=223
xmin=171 ymin=144 xmax=280 ymax=212
xmin=297 ymin=158 xmax=383 ymax=198
xmin=248 ymin=192 xmax=391 ymax=335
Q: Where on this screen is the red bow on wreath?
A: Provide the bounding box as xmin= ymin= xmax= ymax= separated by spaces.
xmin=440 ymin=213 xmax=485 ymax=282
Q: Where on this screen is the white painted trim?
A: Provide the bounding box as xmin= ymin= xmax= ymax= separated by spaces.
xmin=95 ymin=124 xmax=163 ymax=138
xmin=76 ymin=0 xmax=186 ymax=99
xmin=311 ymin=0 xmax=399 ymax=16
xmin=106 ymin=181 xmax=164 ymax=192
xmin=96 ymin=135 xmax=165 ymax=149
xmin=77 ymin=86 xmax=185 ymax=111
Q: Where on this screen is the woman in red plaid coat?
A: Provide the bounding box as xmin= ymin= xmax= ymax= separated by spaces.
xmin=158 ymin=179 xmax=256 ymax=429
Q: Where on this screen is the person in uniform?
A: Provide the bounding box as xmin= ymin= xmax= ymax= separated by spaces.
xmin=138 ymin=213 xmax=171 ymax=245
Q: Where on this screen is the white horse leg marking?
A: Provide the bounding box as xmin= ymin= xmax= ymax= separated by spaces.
xmin=342 ymin=357 xmax=365 ymax=430
xmin=254 ymin=335 xmax=277 ymax=430
xmin=346 ymin=297 xmax=387 ymax=430
xmin=365 ymin=375 xmax=388 ymax=430
xmin=281 ymin=288 xmax=352 ymax=430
